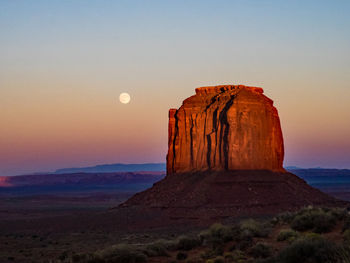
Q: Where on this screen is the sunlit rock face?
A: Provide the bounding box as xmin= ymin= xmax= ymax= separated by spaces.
xmin=167 ymin=85 xmax=284 ymax=174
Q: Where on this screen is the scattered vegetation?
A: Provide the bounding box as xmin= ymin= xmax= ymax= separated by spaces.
xmin=95 ymin=244 xmax=147 ymax=263
xmin=343 ymin=229 xmax=350 ymax=244
xmin=68 ymin=206 xmax=350 ymax=263
xmin=277 ymin=229 xmax=299 ymax=242
xmin=250 ymin=242 xmax=272 ymax=258
xmin=290 ymin=208 xmax=336 ymax=233
xmin=176 ymin=235 xmax=201 ymax=251
xmin=272 ymin=236 xmax=350 ymax=263
xmin=144 ymin=240 xmax=170 ymax=257
xmin=239 ymin=219 xmax=271 ymax=238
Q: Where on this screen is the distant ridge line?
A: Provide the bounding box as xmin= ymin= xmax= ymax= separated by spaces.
xmin=54 ymin=163 xmax=166 ymax=174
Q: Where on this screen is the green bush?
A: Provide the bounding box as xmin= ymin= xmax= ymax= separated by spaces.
xmin=330 ymin=208 xmax=347 ymax=221
xmin=144 ymin=241 xmax=169 ymax=257
xmin=240 ymin=219 xmax=271 ymax=238
xmin=313 ymin=213 xmax=336 ymax=233
xmin=342 ymin=215 xmax=350 ymax=232
xmin=302 ymin=232 xmax=322 ymax=240
xmin=277 ymin=211 xmax=296 ymax=224
xmin=177 ymin=235 xmax=201 ymax=250
xmin=96 ymin=244 xmax=147 ymax=263
xmin=343 ymin=229 xmax=350 ymax=243
xmin=250 ymin=243 xmax=272 ymax=258
xmin=200 ymin=223 xmax=234 ymax=249
xmin=223 ymin=252 xmax=234 ymax=261
xmin=230 ymin=250 xmax=247 ymax=261
xmin=290 ymin=214 xmax=313 ymax=231
xmin=277 ymin=229 xmax=299 ymax=242
xmin=209 ymin=223 xmax=234 ymax=241
xmin=291 ymin=208 xmax=336 ymax=233
xmin=275 ymin=236 xmax=350 ymax=263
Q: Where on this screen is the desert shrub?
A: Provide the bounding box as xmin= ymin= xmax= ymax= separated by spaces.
xmin=313 ymin=213 xmax=336 ymax=233
xmin=270 ymin=217 xmax=279 ymax=226
xmin=290 ymin=214 xmax=313 ymax=231
xmin=230 ymin=250 xmax=247 ymax=261
xmin=277 ymin=229 xmax=299 ymax=242
xmin=240 ymin=219 xmax=271 ymax=238
xmin=144 ymin=241 xmax=169 ymax=257
xmin=176 ymin=251 xmax=188 ymax=260
xmin=200 ymin=250 xmax=213 ymax=260
xmin=250 ymin=243 xmax=272 ymax=258
xmin=200 ymin=223 xmax=234 ymax=250
xmin=211 ymin=223 xmax=234 ymax=241
xmin=275 ymin=236 xmax=350 ymax=263
xmin=158 ymin=239 xmax=178 ymax=250
xmin=96 ymin=244 xmax=147 ymax=263
xmin=330 ymin=207 xmax=347 ymax=221
xmin=302 ymin=232 xmax=322 ymax=240
xmin=276 ymin=211 xmax=296 ymax=224
xmin=342 ymin=215 xmax=350 ymax=232
xmin=343 ymin=229 xmax=350 ymax=243
xmin=223 ymin=252 xmax=234 ymax=261
xmin=291 ymin=208 xmax=336 ymax=233
xmin=177 ymin=235 xmax=201 ymax=250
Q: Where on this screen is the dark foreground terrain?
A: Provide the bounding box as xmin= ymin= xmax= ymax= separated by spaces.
xmin=2 ymin=206 xmax=350 ymax=263
xmin=65 ymin=207 xmax=350 ymax=263
xmin=1 ymin=169 xmax=350 ymax=262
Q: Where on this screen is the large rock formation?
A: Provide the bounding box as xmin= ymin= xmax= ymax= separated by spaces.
xmin=122 ymin=85 xmax=344 ymax=220
xmin=167 ymin=85 xmax=284 ymax=174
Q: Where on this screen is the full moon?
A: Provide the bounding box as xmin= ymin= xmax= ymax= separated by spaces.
xmin=119 ymin=92 xmax=131 ymax=104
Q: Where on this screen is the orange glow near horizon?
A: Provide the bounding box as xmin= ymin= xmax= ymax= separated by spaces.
xmin=1 ymin=1 xmax=350 ymax=176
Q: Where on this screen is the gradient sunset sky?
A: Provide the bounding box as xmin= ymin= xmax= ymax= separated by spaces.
xmin=1 ymin=1 xmax=349 ymax=176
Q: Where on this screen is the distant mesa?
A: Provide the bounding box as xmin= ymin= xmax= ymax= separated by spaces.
xmin=123 ymin=85 xmax=344 ymax=218
xmin=54 ymin=163 xmax=166 ymax=174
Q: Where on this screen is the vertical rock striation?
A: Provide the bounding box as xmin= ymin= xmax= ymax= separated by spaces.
xmin=167 ymin=85 xmax=284 ymax=174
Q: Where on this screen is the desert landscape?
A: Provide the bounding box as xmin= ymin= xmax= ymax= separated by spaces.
xmin=1 ymin=86 xmax=350 ymax=262
xmin=1 ymin=1 xmax=349 ymax=262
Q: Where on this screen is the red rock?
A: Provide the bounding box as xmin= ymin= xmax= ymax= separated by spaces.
xmin=122 ymin=84 xmax=344 ymax=220
xmin=167 ymin=85 xmax=284 ymax=174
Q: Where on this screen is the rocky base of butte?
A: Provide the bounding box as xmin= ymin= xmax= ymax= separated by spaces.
xmin=122 ymin=85 xmax=344 ymax=219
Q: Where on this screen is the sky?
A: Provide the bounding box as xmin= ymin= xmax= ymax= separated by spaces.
xmin=0 ymin=0 xmax=349 ymax=176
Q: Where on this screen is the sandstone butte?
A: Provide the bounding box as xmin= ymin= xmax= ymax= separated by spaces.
xmin=122 ymin=85 xmax=344 ymax=219
xmin=167 ymin=85 xmax=284 ymax=174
